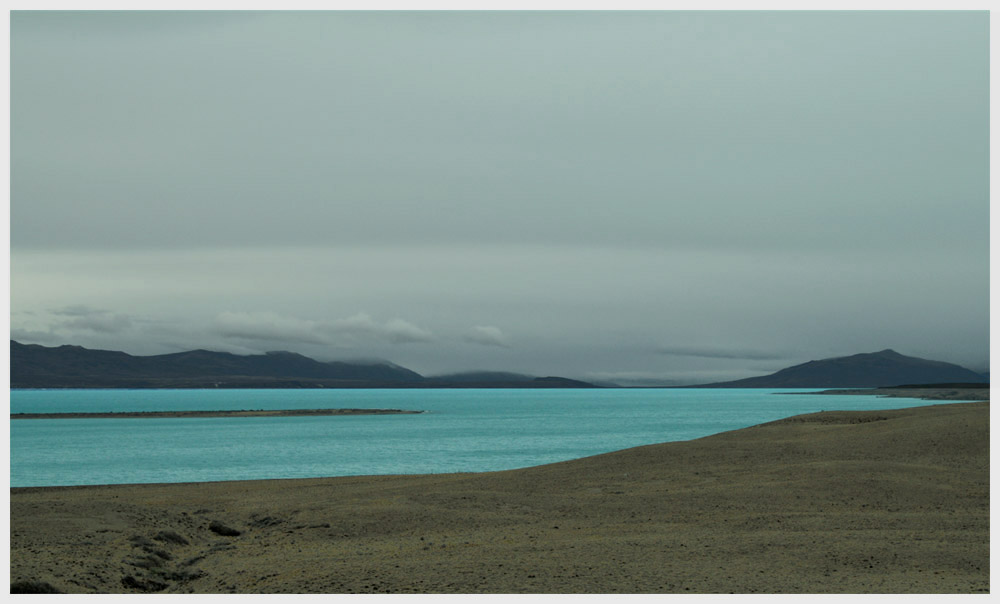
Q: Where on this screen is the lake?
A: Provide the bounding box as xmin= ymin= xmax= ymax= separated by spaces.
xmin=9 ymin=388 xmax=944 ymax=487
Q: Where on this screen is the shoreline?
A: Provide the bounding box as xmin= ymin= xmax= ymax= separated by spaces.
xmin=803 ymin=386 xmax=988 ymax=402
xmin=10 ymin=400 xmax=988 ymax=594
xmin=10 ymin=408 xmax=424 ymax=420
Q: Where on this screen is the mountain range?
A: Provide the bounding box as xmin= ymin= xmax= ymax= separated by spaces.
xmin=8 ymin=341 xmax=597 ymax=389
xmin=692 ymin=349 xmax=988 ymax=388
xmin=9 ymin=341 xmax=988 ymax=390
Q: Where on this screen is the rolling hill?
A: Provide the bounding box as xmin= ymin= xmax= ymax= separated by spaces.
xmin=9 ymin=341 xmax=597 ymax=389
xmin=692 ymin=349 xmax=988 ymax=388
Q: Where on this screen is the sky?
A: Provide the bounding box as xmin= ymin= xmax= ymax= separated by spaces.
xmin=9 ymin=10 xmax=991 ymax=385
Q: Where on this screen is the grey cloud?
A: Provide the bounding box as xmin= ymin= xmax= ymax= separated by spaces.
xmin=464 ymin=326 xmax=510 ymax=348
xmin=61 ymin=314 xmax=132 ymax=334
xmin=655 ymin=346 xmax=792 ymax=362
xmin=50 ymin=305 xmax=133 ymax=334
xmin=212 ymin=311 xmax=330 ymax=345
xmin=212 ymin=311 xmax=434 ymax=347
xmin=10 ymin=328 xmax=61 ymax=345
xmin=51 ymin=304 xmax=105 ymax=317
xmin=8 ymin=241 xmax=989 ymax=378
xmin=380 ymin=319 xmax=435 ymax=344
xmin=10 ymin=12 xmax=987 ymax=257
xmin=328 ymin=313 xmax=434 ymax=344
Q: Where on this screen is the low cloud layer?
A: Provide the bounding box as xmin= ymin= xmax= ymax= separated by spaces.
xmin=8 ymin=242 xmax=990 ymax=380
xmin=464 ymin=326 xmax=510 ymax=348
xmin=331 ymin=313 xmax=435 ymax=345
xmin=51 ymin=305 xmax=133 ymax=334
xmin=655 ymin=345 xmax=792 ymax=361
xmin=212 ymin=311 xmax=329 ymax=345
xmin=212 ymin=311 xmax=434 ymax=348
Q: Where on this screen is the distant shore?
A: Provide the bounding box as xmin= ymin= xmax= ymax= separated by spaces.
xmin=805 ymin=386 xmax=988 ymax=401
xmin=10 ymin=408 xmax=424 ymax=420
xmin=10 ymin=401 xmax=988 ymax=594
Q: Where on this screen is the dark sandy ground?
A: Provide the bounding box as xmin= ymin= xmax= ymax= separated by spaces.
xmin=9 ymin=401 xmax=988 ymax=594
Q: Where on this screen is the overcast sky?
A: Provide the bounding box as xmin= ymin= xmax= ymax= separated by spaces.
xmin=9 ymin=10 xmax=990 ymax=384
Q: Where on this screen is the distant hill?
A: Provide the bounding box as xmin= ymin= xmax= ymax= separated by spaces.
xmin=418 ymin=371 xmax=602 ymax=388
xmin=420 ymin=371 xmax=597 ymax=388
xmin=692 ymin=349 xmax=988 ymax=388
xmin=426 ymin=371 xmax=537 ymax=385
xmin=9 ymin=341 xmax=597 ymax=389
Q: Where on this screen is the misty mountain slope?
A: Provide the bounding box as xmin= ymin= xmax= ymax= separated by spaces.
xmin=9 ymin=341 xmax=595 ymax=389
xmin=151 ymin=349 xmax=425 ymax=382
xmin=10 ymin=341 xmax=424 ymax=388
xmin=426 ymin=371 xmax=537 ymax=384
xmin=694 ymin=349 xmax=988 ymax=388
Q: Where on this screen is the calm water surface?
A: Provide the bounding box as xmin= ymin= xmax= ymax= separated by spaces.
xmin=10 ymin=388 xmax=944 ymax=487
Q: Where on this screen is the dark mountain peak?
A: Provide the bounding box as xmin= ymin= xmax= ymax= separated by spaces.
xmin=831 ymin=349 xmax=904 ymax=362
xmin=175 ymin=349 xmax=224 ymax=356
xmin=694 ymin=349 xmax=986 ymax=388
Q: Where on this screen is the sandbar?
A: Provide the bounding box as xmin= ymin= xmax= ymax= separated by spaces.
xmin=806 ymin=386 xmax=989 ymax=402
xmin=10 ymin=408 xmax=424 ymax=420
xmin=10 ymin=401 xmax=988 ymax=594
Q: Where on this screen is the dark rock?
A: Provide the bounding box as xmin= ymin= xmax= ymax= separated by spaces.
xmin=126 ymin=554 xmax=165 ymax=570
xmin=121 ymin=575 xmax=167 ymax=592
xmin=153 ymin=530 xmax=189 ymax=545
xmin=249 ymin=515 xmax=284 ymax=528
xmin=160 ymin=569 xmax=206 ymax=582
xmin=142 ymin=546 xmax=173 ymax=560
xmin=208 ymin=521 xmax=241 ymax=537
xmin=10 ymin=581 xmax=62 ymax=594
xmin=128 ymin=535 xmax=155 ymax=547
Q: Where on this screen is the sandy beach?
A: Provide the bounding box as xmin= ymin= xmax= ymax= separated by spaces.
xmin=10 ymin=400 xmax=988 ymax=594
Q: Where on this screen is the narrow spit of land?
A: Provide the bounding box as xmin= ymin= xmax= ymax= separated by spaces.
xmin=805 ymin=386 xmax=988 ymax=402
xmin=10 ymin=408 xmax=424 ymax=420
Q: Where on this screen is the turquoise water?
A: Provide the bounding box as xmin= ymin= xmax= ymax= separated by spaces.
xmin=9 ymin=388 xmax=944 ymax=487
